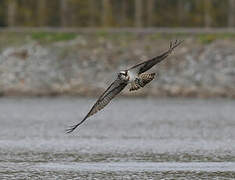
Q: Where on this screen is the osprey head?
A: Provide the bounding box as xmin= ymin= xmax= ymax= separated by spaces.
xmin=118 ymin=70 xmax=129 ymax=81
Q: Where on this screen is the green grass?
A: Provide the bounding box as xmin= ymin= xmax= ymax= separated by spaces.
xmin=197 ymin=33 xmax=235 ymax=44
xmin=0 ymin=32 xmax=29 ymax=50
xmin=148 ymin=32 xmax=235 ymax=44
xmin=31 ymin=32 xmax=77 ymax=43
xmin=1 ymin=31 xmax=235 ymax=48
xmin=0 ymin=32 xmax=78 ymax=49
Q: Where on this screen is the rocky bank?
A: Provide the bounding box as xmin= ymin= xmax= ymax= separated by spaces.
xmin=0 ymin=34 xmax=235 ymax=97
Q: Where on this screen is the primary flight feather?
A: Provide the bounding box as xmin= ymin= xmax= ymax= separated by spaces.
xmin=66 ymin=40 xmax=183 ymax=133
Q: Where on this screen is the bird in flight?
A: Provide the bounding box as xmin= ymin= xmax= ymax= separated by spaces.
xmin=66 ymin=40 xmax=183 ymax=133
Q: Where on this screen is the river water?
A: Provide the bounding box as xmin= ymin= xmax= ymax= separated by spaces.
xmin=0 ymin=97 xmax=235 ymax=179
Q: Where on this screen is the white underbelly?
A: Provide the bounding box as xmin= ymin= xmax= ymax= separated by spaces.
xmin=128 ymin=71 xmax=137 ymax=82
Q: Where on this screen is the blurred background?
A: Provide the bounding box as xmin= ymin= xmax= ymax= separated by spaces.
xmin=1 ymin=0 xmax=235 ymax=27
xmin=0 ymin=0 xmax=234 ymax=97
xmin=1 ymin=0 xmax=235 ymax=179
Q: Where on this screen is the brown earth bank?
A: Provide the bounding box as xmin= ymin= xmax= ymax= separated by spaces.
xmin=0 ymin=33 xmax=235 ymax=98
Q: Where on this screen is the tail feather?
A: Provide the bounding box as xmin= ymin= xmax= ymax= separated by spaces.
xmin=129 ymin=73 xmax=156 ymax=91
xmin=140 ymin=73 xmax=155 ymax=85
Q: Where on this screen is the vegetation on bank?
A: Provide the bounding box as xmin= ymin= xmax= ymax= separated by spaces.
xmin=1 ymin=31 xmax=235 ymax=48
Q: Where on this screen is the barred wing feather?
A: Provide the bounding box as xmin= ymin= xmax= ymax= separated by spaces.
xmin=129 ymin=40 xmax=183 ymax=75
xmin=66 ymin=79 xmax=127 ymax=133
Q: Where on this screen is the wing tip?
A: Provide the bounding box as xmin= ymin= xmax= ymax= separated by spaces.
xmin=65 ymin=124 xmax=78 ymax=134
xmin=170 ymin=39 xmax=184 ymax=50
xmin=65 ymin=116 xmax=89 ymax=134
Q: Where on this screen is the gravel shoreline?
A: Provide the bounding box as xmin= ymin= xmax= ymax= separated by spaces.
xmin=0 ymin=35 xmax=234 ymax=97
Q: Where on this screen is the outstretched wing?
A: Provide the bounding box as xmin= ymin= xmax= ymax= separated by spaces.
xmin=66 ymin=79 xmax=127 ymax=133
xmin=128 ymin=40 xmax=183 ymax=75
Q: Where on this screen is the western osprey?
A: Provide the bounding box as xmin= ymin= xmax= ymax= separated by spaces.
xmin=66 ymin=40 xmax=183 ymax=133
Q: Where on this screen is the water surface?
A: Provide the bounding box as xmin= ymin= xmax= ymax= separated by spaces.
xmin=0 ymin=97 xmax=235 ymax=179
